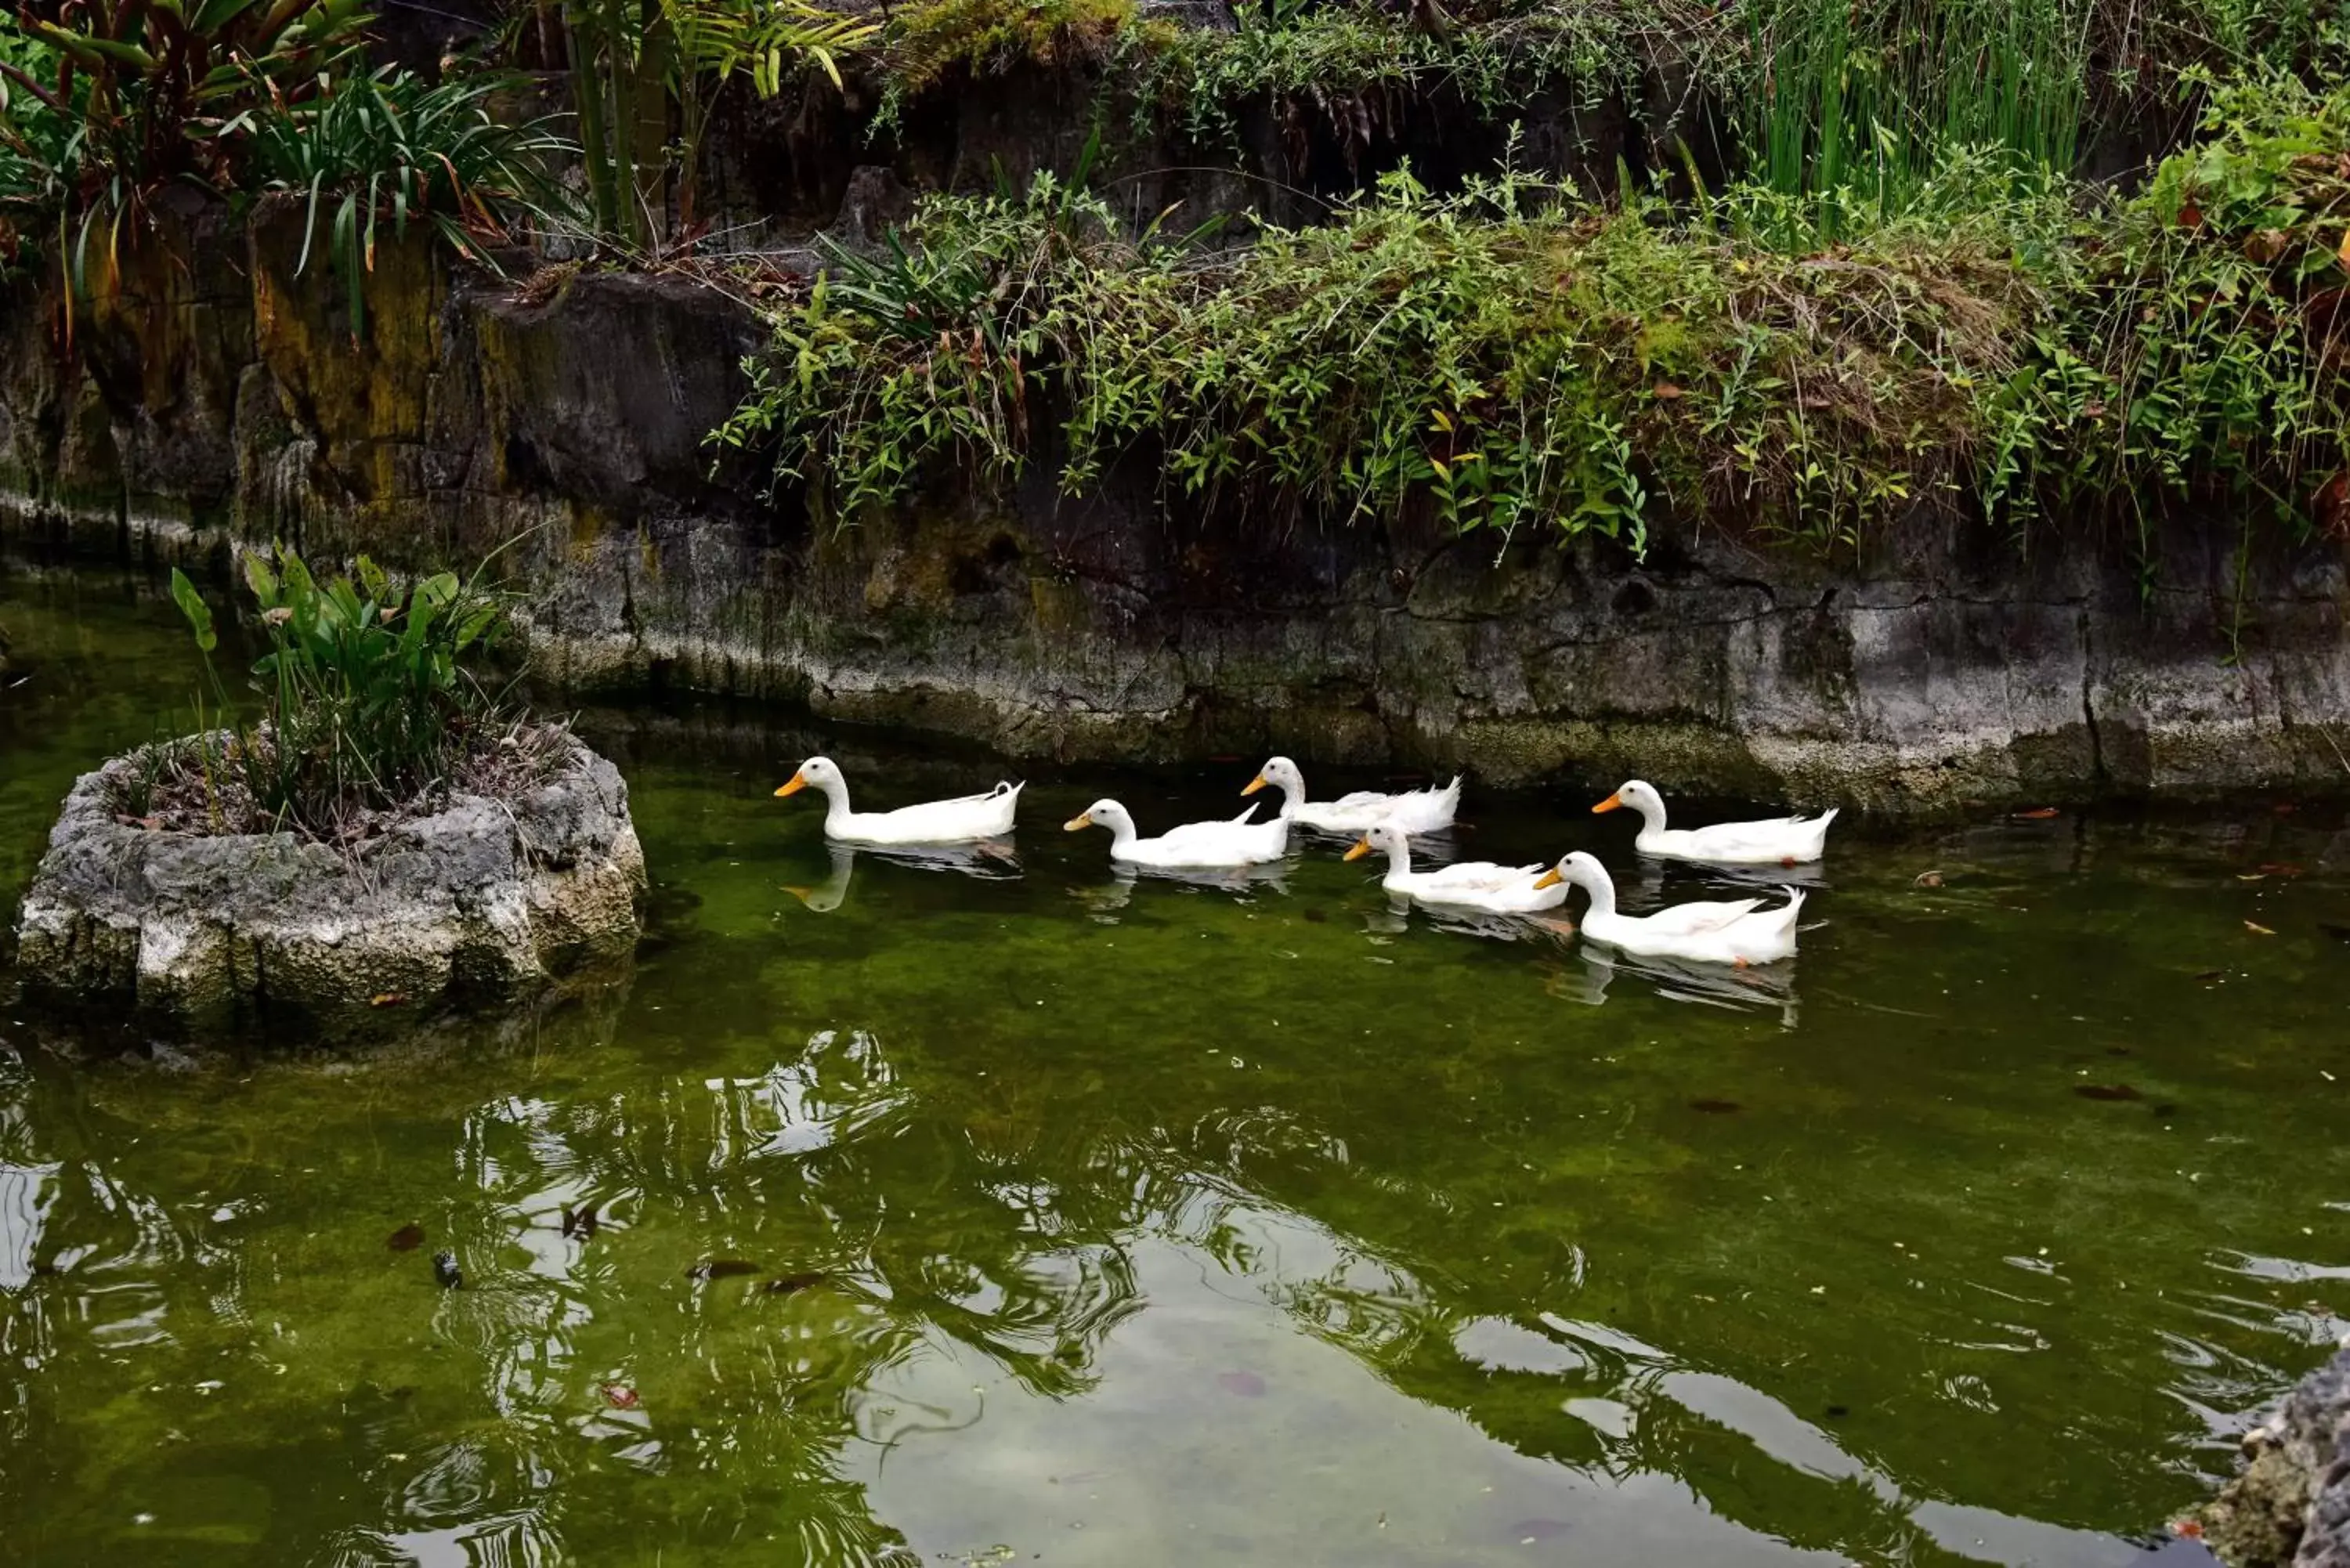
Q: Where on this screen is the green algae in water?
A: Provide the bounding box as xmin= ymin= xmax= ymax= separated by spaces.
xmin=5 ymin=570 xmax=2350 ymax=1565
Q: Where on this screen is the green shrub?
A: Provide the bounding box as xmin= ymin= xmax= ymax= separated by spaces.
xmin=165 ymin=547 xmax=521 ymax=838
xmin=888 ymin=0 xmax=1141 ymax=96
xmin=717 ymin=150 xmax=2066 ymax=550
xmin=1988 ymin=68 xmax=2350 ymax=537
xmin=1 ymin=0 xmax=371 ymax=305
xmin=229 ymin=67 xmax=577 ymax=330
xmin=718 ymin=64 xmax=2350 ymax=554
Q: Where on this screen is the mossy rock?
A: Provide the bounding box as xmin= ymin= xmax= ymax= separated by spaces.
xmin=12 ymin=732 xmax=645 ymax=1042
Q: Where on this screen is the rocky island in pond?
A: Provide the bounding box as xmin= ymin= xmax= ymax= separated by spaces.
xmin=9 ymin=550 xmax=642 ymax=1038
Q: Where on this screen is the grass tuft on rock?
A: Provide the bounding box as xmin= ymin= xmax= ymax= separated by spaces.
xmin=143 ymin=546 xmax=561 ymax=844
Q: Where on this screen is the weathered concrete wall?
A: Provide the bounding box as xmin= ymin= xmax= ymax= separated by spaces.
xmin=3 ymin=213 xmax=2348 ymax=810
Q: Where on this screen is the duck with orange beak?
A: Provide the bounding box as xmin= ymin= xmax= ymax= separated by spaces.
xmin=1242 ymin=757 xmax=1461 ymax=836
xmin=1064 ymin=797 xmax=1288 ymax=869
xmin=774 ymin=756 xmax=1023 ymax=845
xmin=1342 ymin=822 xmax=1564 ymax=914
xmin=1592 ymin=779 xmax=1836 ymax=865
xmin=1533 ymin=851 xmax=1804 ymax=963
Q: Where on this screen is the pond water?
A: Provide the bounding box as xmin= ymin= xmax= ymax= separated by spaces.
xmin=3 ymin=567 xmax=2347 ymax=1567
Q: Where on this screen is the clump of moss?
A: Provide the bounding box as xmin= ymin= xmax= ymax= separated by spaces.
xmin=885 ymin=0 xmax=1146 ymax=97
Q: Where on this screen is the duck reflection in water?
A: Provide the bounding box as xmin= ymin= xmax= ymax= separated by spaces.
xmin=1073 ymin=859 xmax=1290 ymax=919
xmin=1360 ymin=898 xmax=1577 ymax=946
xmin=784 ymin=840 xmax=1021 ymax=912
xmin=1547 ymin=944 xmax=1802 ymax=1025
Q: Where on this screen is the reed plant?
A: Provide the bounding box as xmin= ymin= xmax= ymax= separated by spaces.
xmin=1744 ymin=0 xmax=2090 ymax=244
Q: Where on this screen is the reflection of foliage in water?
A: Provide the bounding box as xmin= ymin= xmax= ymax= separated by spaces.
xmin=9 ymin=580 xmax=2350 ymax=1564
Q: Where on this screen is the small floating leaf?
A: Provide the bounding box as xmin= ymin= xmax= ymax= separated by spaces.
xmin=2012 ymin=807 xmax=2060 ymax=820
xmin=602 ymin=1384 xmax=640 ymax=1409
xmin=386 ymin=1223 xmax=425 ymax=1252
xmin=370 ymin=992 xmax=408 ymax=1008
xmin=2245 ymin=920 xmax=2277 ymax=936
xmin=1911 ymin=870 xmax=1943 ymax=888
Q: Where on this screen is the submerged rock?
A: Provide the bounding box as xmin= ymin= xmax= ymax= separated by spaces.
xmin=2201 ymin=1346 xmax=2350 ymax=1567
xmin=11 ymin=732 xmax=643 ymax=1039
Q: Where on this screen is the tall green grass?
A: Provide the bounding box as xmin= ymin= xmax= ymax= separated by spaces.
xmin=1747 ymin=0 xmax=2090 ymax=244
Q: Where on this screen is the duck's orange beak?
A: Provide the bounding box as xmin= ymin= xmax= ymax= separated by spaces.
xmin=1533 ymin=867 xmax=1564 ymax=889
xmin=1343 ymin=837 xmax=1373 ymax=862
xmin=776 ymin=771 xmax=808 ymax=798
xmin=1592 ymin=792 xmax=1623 ymax=814
xmin=1241 ymin=772 xmax=1267 ymax=796
xmin=1064 ymin=812 xmax=1093 ymax=832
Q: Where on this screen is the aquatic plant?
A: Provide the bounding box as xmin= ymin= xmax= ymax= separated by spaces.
xmin=161 ymin=546 xmax=537 ymax=839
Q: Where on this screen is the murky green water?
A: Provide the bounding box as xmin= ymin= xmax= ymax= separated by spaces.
xmin=3 ymin=567 xmax=2347 ymax=1566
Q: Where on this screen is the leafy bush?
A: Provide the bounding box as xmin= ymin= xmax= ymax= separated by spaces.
xmin=718 ymin=150 xmax=2065 ymax=550
xmin=165 ymin=547 xmax=522 ymax=839
xmin=229 ymin=67 xmax=576 ymax=329
xmin=1144 ymin=0 xmax=1725 ymax=155
xmin=2 ymin=0 xmax=371 ymax=301
xmin=1989 ymin=68 xmax=2350 ymax=537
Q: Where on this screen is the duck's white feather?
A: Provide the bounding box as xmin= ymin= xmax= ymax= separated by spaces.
xmin=1602 ymin=781 xmax=1836 ymax=865
xmin=1285 ymin=775 xmax=1462 ymax=836
xmin=831 ymin=781 xmax=1024 ymax=845
xmin=1073 ymin=800 xmax=1289 ymax=869
xmin=1351 ymin=826 xmax=1563 ymax=916
xmin=1551 ymin=851 xmax=1804 ymax=963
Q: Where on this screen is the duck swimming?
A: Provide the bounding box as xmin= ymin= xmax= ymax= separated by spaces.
xmin=1535 ymin=851 xmax=1805 ymax=964
xmin=1593 ymin=779 xmax=1836 ymax=865
xmin=1342 ymin=822 xmax=1564 ymax=915
xmin=774 ymin=756 xmax=1023 ymax=845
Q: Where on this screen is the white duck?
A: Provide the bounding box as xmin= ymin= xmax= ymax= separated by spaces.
xmin=1243 ymin=756 xmax=1460 ymax=835
xmin=1342 ymin=822 xmax=1565 ymax=915
xmin=1593 ymin=779 xmax=1837 ymax=865
xmin=775 ymin=756 xmax=1022 ymax=845
xmin=1535 ymin=851 xmax=1804 ymax=964
xmin=1064 ymin=799 xmax=1288 ymax=869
